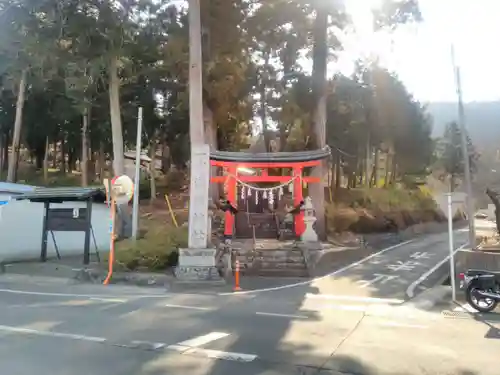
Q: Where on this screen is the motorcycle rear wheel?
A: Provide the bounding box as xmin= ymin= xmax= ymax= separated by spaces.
xmin=466 ymin=285 xmax=498 ymax=313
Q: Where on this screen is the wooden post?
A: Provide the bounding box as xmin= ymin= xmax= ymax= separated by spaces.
xmin=224 ymin=166 xmax=237 ymax=239
xmin=293 ymin=167 xmax=304 ymax=236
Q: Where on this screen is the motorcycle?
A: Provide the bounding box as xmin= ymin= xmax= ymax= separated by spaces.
xmin=459 ymin=270 xmax=500 ymax=313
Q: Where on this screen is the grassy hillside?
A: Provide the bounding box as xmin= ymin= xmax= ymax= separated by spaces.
xmin=326 ymin=187 xmax=444 ymax=234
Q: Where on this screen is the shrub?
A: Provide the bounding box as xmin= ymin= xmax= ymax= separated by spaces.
xmin=113 ymin=224 xmax=188 ymax=271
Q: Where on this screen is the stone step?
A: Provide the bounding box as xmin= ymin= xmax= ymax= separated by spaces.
xmin=252 ymin=256 xmax=305 ymax=263
xmin=234 ymin=260 xmax=307 ymax=270
xmin=235 ymin=254 xmax=304 ymax=263
xmin=257 ymin=261 xmax=307 ymax=270
xmin=253 ymin=249 xmax=303 ymax=257
xmin=241 ymin=268 xmax=309 ymax=277
xmin=233 ymin=248 xmax=303 ymax=256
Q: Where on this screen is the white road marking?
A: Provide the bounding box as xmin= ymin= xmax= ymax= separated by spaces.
xmin=164 ymin=304 xmax=214 ymax=311
xmin=0 ymin=324 xmax=106 ymax=343
xmin=255 ymin=312 xmax=308 ymax=319
xmin=90 ymin=297 xmax=127 ymax=303
xmin=406 ymin=243 xmax=468 ymax=298
xmin=219 ymin=240 xmax=415 ymax=295
xmin=410 ymin=252 xmax=432 ymax=260
xmin=167 ymin=332 xmax=257 ymax=362
xmin=305 ymin=293 xmax=404 ymax=304
xmin=176 ymin=332 xmax=229 ymax=347
xmin=386 ymin=260 xmax=420 ymax=272
xmin=167 ymin=345 xmax=257 ymax=362
xmin=0 ymin=324 xmax=257 ymax=362
xmin=130 ymin=340 xmax=167 ymax=350
xmin=357 ymin=274 xmax=397 ymax=288
xmin=0 ymin=288 xmax=168 ymax=299
xmin=453 ymin=303 xmax=477 ymax=313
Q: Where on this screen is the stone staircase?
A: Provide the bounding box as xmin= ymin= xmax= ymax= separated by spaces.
xmin=231 ymin=239 xmax=309 ymax=277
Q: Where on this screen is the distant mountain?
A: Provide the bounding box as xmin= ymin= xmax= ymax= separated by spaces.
xmin=426 ymin=101 xmax=500 ymax=207
xmin=426 ymin=101 xmax=500 ymax=146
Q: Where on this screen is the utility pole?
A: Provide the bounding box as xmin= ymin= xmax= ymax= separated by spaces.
xmin=131 ymin=107 xmax=143 ymax=241
xmin=451 ymin=44 xmax=476 ymax=249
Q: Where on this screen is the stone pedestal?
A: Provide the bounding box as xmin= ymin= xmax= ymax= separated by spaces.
xmin=174 ymin=248 xmax=223 ymax=283
xmin=174 ymin=144 xmax=224 ymax=284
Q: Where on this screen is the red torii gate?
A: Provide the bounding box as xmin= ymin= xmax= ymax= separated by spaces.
xmin=209 ymin=148 xmax=331 ymax=238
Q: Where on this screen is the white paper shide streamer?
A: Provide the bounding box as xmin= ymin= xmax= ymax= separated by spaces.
xmin=229 ymin=174 xmax=298 ymax=206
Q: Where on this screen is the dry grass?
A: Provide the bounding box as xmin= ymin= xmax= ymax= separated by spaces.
xmin=326 ymin=188 xmax=444 ymax=234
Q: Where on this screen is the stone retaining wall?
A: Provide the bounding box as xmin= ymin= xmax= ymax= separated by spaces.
xmin=454 ymin=249 xmax=500 ymax=286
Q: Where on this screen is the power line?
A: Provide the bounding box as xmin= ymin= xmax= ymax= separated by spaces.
xmin=328 ymin=143 xmax=356 ymax=158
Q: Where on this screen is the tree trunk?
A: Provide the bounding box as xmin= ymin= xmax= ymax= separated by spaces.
xmin=160 ymin=142 xmax=170 ymax=174
xmin=7 ymin=69 xmax=27 ymax=182
xmin=309 ymin=8 xmax=328 ymax=240
xmin=60 ymin=134 xmax=67 ymax=175
xmin=68 ymin=148 xmax=77 ymax=173
xmin=335 ymin=153 xmax=341 ymax=190
xmin=365 ymin=133 xmax=371 ymax=187
xmin=81 ymin=108 xmax=89 ymax=187
xmin=2 ymin=132 xmax=10 ymax=172
xmin=372 ymin=149 xmax=379 ymax=187
xmin=348 ymin=173 xmax=356 ymax=189
xmin=149 ymin=137 xmax=157 ymax=203
xmin=52 ymin=141 xmax=57 ymax=169
xmin=88 ymin=153 xmax=96 ymax=183
xmin=98 ymin=141 xmax=105 ymax=181
xmin=390 ymin=159 xmax=397 ymax=185
xmin=108 ymin=55 xmax=125 ymax=176
xmin=108 ymin=55 xmax=130 ymax=238
xmin=260 ymin=52 xmax=271 ymax=152
xmin=328 ymin=160 xmax=335 ymax=203
xmin=0 ymin=133 xmax=4 ymax=175
xmin=384 ymin=147 xmax=393 ymax=187
xmin=43 ymin=136 xmax=49 ymax=184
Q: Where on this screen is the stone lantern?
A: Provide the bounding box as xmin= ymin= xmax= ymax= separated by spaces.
xmin=301 ymin=196 xmax=318 ymax=243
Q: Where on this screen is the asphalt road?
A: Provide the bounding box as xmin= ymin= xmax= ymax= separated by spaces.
xmin=0 ymin=230 xmax=498 ymax=375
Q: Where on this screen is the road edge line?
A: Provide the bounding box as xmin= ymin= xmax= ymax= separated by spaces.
xmin=219 ymin=239 xmax=415 ymax=295
xmin=406 ymin=243 xmax=468 ymax=299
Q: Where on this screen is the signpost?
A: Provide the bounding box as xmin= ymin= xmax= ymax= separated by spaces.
xmin=447 ymin=193 xmax=457 ymax=301
xmin=441 ymin=192 xmax=466 ymax=302
xmin=132 ymin=107 xmax=143 ymax=241
xmin=103 ymin=175 xmax=134 ymax=285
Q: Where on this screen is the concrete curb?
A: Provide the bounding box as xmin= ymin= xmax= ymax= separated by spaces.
xmin=406 ymin=240 xmax=468 ymax=298
xmin=405 ymin=285 xmax=452 ymax=310
xmin=73 ymin=268 xmax=177 ymax=287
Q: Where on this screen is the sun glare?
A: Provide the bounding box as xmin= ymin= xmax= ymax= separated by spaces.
xmin=344 ymin=0 xmax=382 ymax=35
xmin=337 ymin=0 xmax=389 ymax=74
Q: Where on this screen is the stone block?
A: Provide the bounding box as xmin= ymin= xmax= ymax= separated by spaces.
xmin=178 ymin=248 xmax=216 ymax=267
xmin=174 ymin=265 xmax=222 ymax=282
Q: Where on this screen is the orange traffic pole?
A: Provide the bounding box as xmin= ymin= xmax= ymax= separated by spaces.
xmin=103 ymin=198 xmax=116 ymax=285
xmin=233 ymin=260 xmax=242 ymax=291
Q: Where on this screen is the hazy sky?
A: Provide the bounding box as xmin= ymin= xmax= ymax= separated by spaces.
xmin=338 ymin=0 xmax=500 ymax=103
